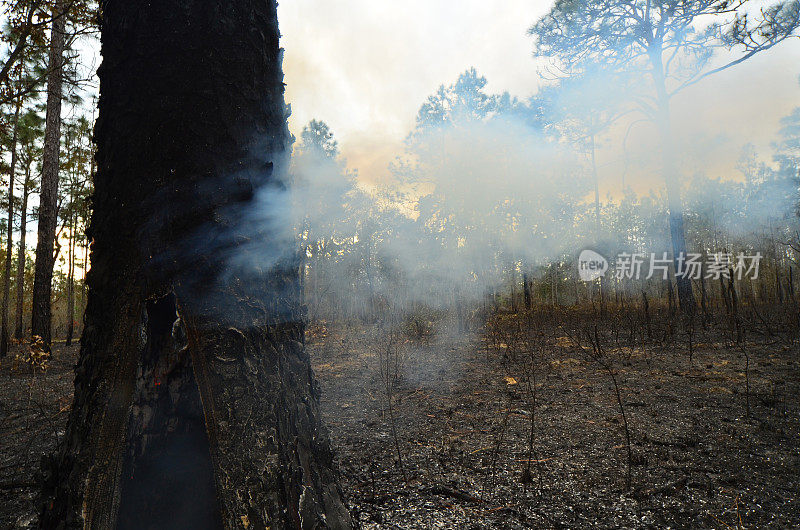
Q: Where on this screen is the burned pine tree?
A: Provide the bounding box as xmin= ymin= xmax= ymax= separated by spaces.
xmin=39 ymin=1 xmax=352 ymax=529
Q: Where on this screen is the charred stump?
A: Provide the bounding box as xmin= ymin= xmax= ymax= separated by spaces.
xmin=39 ymin=1 xmax=352 ymax=528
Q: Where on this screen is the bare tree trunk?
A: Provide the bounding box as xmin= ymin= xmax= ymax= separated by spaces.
xmin=511 ymin=264 xmax=517 ymax=312
xmin=667 ymin=275 xmax=675 ymax=314
xmin=365 ymin=233 xmax=375 ymax=319
xmin=65 ymin=199 xmax=75 ymax=346
xmin=1 ymin=100 xmax=21 ymax=357
xmin=523 ymin=272 xmax=532 ymax=310
xmin=728 ymin=271 xmax=742 ymax=343
xmin=30 ymin=1 xmax=67 ymax=350
xmin=39 ymin=2 xmax=352 ymax=528
xmin=81 ymin=237 xmax=87 ymax=314
xmin=652 ymin=49 xmax=695 ymax=315
xmin=591 ymin=133 xmax=600 ymax=227
xmin=720 ymin=275 xmax=730 ymax=315
xmin=700 ymin=271 xmax=709 ymax=326
xmin=642 ymin=290 xmax=652 ymax=340
xmin=14 ymin=172 xmax=29 ymax=339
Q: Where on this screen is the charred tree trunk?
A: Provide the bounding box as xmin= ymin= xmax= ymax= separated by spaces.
xmin=720 ymin=275 xmax=731 ymax=315
xmin=666 ymin=204 xmax=695 ymax=314
xmin=651 ymin=50 xmax=695 ymax=315
xmin=523 ymin=272 xmax=532 ymax=311
xmin=641 ymin=290 xmax=651 ymax=340
xmin=667 ymin=275 xmax=675 ymax=315
xmin=39 ymin=1 xmax=352 ymax=529
xmin=30 ymin=1 xmax=67 ymax=350
xmin=522 ymin=273 xmax=533 ymax=311
xmin=14 ymin=171 xmax=29 ymax=340
xmin=1 ymin=99 xmax=21 ymax=357
xmin=728 ymin=271 xmax=742 ymax=344
xmin=700 ymin=270 xmax=709 ymax=327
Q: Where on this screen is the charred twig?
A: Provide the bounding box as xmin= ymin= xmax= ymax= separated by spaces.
xmin=560 ymin=324 xmax=633 ymax=491
xmin=378 ymin=327 xmax=408 ymax=483
xmin=740 ymin=343 xmax=752 ymax=420
xmin=480 ymin=403 xmax=513 ymax=500
xmin=424 ymin=485 xmax=484 ymax=504
xmin=750 ymin=305 xmax=774 ymax=337
xmin=520 ymin=341 xmax=544 ymax=491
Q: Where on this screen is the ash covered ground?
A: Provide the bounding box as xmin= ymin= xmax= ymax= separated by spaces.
xmin=310 ymin=314 xmax=800 ymax=529
xmin=2 ymin=312 xmax=799 ymax=529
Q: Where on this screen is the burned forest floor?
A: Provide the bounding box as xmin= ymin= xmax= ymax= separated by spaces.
xmin=2 ymin=308 xmax=800 ymax=528
xmin=310 ymin=310 xmax=800 ymax=529
xmin=1 ymin=343 xmax=77 ymax=529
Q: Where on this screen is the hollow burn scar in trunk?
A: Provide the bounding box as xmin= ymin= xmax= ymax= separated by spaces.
xmin=116 ymin=292 xmax=222 ymax=530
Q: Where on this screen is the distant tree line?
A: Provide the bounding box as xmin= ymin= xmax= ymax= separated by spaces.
xmin=295 ymin=63 xmax=800 ymax=326
xmin=0 ymin=0 xmax=96 ymax=355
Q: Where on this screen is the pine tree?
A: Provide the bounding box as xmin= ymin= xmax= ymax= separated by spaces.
xmin=40 ymin=1 xmax=352 ymax=528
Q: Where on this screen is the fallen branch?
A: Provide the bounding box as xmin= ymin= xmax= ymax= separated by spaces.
xmin=424 ymin=485 xmax=484 ymax=504
xmin=0 ymin=480 xmax=37 ymax=490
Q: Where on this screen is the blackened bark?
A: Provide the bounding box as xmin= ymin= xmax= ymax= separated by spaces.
xmin=700 ymin=271 xmax=708 ymax=326
xmin=30 ymin=1 xmax=66 ymax=349
xmin=1 ymin=100 xmax=20 ymax=357
xmin=523 ymin=272 xmax=531 ymax=311
xmin=720 ymin=276 xmax=730 ymax=313
xmin=728 ymin=272 xmax=742 ymax=343
xmin=116 ymin=293 xmax=220 ymax=529
xmin=40 ymin=1 xmax=352 ymax=529
xmin=14 ymin=172 xmax=29 ymax=339
xmin=667 ymin=209 xmax=695 ymax=314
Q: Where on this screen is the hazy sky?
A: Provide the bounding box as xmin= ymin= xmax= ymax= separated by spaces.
xmin=279 ymin=0 xmax=552 ymax=180
xmin=278 ymin=0 xmax=800 ymax=192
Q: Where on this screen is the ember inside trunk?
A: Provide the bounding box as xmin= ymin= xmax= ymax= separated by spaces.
xmin=39 ymin=1 xmax=352 ymax=528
